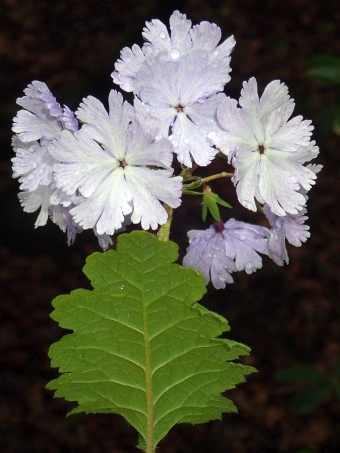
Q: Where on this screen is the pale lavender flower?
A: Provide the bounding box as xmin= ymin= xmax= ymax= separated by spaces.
xmin=49 ymin=90 xmax=182 ymax=236
xmin=210 ymin=77 xmax=319 ymax=217
xmin=12 ymin=81 xmax=79 ymax=194
xmin=11 ymin=81 xmax=116 ymax=248
xmin=18 ymin=185 xmax=54 ymax=228
xmin=263 ymin=204 xmax=310 ymax=266
xmin=112 ymin=10 xmax=235 ymax=92
xmin=112 ymin=11 xmax=235 ymax=167
xmin=12 ymin=81 xmax=78 ymax=141
xmin=133 ymin=51 xmax=226 ymax=167
xmin=183 ymin=219 xmax=269 ymax=289
xmin=50 ymin=203 xmax=84 ymax=245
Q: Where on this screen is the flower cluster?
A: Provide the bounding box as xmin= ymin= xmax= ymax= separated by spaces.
xmin=11 ymin=10 xmax=321 ymax=286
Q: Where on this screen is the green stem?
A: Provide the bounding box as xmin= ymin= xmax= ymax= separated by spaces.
xmin=157 ymin=203 xmax=173 ymax=241
xmin=183 ymin=172 xmax=233 ymax=188
xmin=180 ymin=163 xmax=199 ymax=180
xmin=196 ymin=171 xmax=233 ymax=184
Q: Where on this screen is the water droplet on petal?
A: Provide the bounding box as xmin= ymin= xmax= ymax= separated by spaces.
xmin=120 ymin=284 xmax=125 ymax=290
xmin=32 ymin=162 xmax=38 ymax=169
xmin=218 ymin=270 xmax=227 ymax=280
xmin=214 ymin=50 xmax=219 ymax=56
xmin=184 ymin=138 xmax=189 ymax=144
xmin=159 ymin=32 xmax=166 ymax=39
xmin=239 ymin=234 xmax=246 ymax=241
xmin=27 ymin=174 xmax=34 ymax=180
xmin=170 ymin=48 xmax=181 ymax=59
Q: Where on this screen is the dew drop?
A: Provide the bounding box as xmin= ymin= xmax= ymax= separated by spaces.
xmin=38 ymin=168 xmax=45 ymax=175
xmin=218 ymin=270 xmax=227 ymax=280
xmin=159 ymin=32 xmax=166 ymax=39
xmin=207 ymin=253 xmax=212 ymax=258
xmin=170 ymin=48 xmax=181 ymax=59
xmin=214 ymin=50 xmax=219 ymax=56
xmin=239 ymin=234 xmax=246 ymax=241
xmin=184 ymin=138 xmax=189 ymax=144
xmin=32 ymin=162 xmax=38 ymax=169
xmin=120 ymin=284 xmax=125 ymax=290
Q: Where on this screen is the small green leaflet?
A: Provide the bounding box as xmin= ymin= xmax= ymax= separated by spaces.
xmin=47 ymin=231 xmax=254 ymax=452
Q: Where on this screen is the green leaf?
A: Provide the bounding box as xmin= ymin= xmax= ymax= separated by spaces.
xmin=308 ymin=54 xmax=340 ymax=68
xmin=307 ymin=55 xmax=340 ymax=85
xmin=47 ymin=231 xmax=254 ymax=452
xmin=307 ymin=67 xmax=340 ymax=85
xmin=275 ymin=365 xmax=326 ymax=383
xmin=290 ymin=384 xmax=328 ymax=415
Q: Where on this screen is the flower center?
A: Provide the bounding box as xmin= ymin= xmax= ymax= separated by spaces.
xmin=213 ymin=220 xmax=225 ymax=233
xmin=119 ymin=159 xmax=127 ymax=168
xmin=258 ymin=144 xmax=265 ymax=155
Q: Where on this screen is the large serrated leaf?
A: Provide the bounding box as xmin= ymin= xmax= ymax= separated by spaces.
xmin=47 ymin=231 xmax=254 ymax=452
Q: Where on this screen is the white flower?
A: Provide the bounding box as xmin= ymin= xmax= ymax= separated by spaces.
xmin=11 ymin=81 xmax=79 ymax=195
xmin=210 ymin=77 xmax=319 ymax=216
xmin=133 ymin=51 xmax=226 ymax=167
xmin=112 ymin=11 xmax=235 ymax=167
xmin=112 ymin=10 xmax=235 ymax=92
xmin=49 ymin=90 xmax=182 ymax=235
xmin=183 ymin=219 xmax=269 ymax=289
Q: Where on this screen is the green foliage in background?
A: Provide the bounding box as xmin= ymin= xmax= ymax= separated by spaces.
xmin=276 ymin=362 xmax=340 ymax=415
xmin=307 ymin=54 xmax=340 ymax=136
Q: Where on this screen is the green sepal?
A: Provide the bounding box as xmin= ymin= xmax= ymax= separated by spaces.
xmin=202 ymin=185 xmax=232 ymax=222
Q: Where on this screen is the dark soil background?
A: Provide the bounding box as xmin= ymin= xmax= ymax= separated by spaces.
xmin=1 ymin=0 xmax=340 ymax=452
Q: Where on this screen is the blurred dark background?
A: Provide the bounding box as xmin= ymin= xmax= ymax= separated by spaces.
xmin=1 ymin=0 xmax=340 ymax=452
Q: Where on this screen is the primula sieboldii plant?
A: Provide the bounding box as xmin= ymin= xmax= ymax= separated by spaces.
xmin=10 ymin=11 xmax=321 ymax=453
xmin=11 ymin=10 xmax=321 ymax=286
